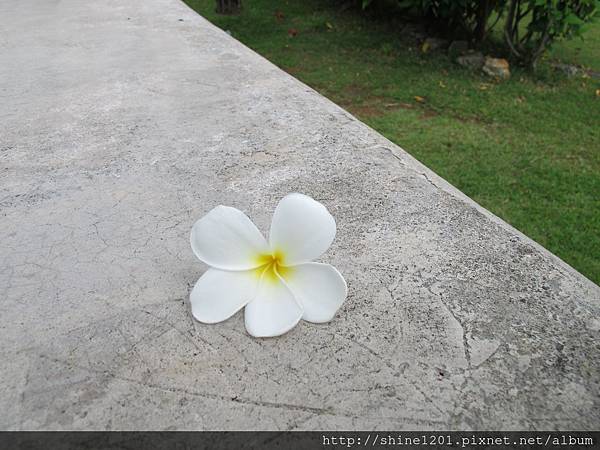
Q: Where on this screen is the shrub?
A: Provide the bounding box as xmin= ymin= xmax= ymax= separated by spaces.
xmin=362 ymin=0 xmax=599 ymax=69
xmin=504 ymin=0 xmax=599 ymax=68
xmin=363 ymin=0 xmax=505 ymax=41
xmin=400 ymin=0 xmax=504 ymax=41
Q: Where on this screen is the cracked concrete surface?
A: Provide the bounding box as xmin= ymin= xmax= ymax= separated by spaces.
xmin=1 ymin=0 xmax=599 ymax=431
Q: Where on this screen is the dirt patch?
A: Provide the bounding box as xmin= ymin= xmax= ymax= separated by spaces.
xmin=282 ymin=66 xmax=302 ymax=75
xmin=342 ymin=83 xmax=370 ymax=98
xmin=339 ymin=85 xmax=416 ymax=118
xmin=420 ymin=109 xmax=439 ymax=120
xmin=344 ymin=99 xmax=418 ymax=118
xmin=345 ymin=103 xmax=386 ymax=118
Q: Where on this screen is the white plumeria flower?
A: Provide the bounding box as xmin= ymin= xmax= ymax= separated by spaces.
xmin=189 ymin=193 xmax=347 ymax=337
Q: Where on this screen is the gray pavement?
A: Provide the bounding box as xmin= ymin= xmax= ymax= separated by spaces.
xmin=1 ymin=0 xmax=599 ymax=430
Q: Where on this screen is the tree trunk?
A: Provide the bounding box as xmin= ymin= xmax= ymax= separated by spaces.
xmin=474 ymin=0 xmax=492 ymax=42
xmin=504 ymin=0 xmax=522 ymax=58
xmin=216 ymin=0 xmax=241 ymax=15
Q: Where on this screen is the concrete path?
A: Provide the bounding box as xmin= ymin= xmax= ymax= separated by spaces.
xmin=1 ymin=0 xmax=599 ymax=430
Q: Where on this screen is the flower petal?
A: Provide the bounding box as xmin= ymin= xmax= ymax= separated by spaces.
xmin=190 ymin=268 xmax=259 ymax=324
xmin=269 ymin=193 xmax=336 ymax=265
xmin=190 ymin=205 xmax=269 ymax=270
xmin=284 ymin=263 xmax=347 ymax=323
xmin=244 ymin=274 xmax=303 ymax=337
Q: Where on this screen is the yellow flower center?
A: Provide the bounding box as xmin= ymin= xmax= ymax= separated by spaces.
xmin=254 ymin=250 xmax=293 ymax=283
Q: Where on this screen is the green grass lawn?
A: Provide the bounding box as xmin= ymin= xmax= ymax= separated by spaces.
xmin=185 ymin=0 xmax=600 ymax=285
